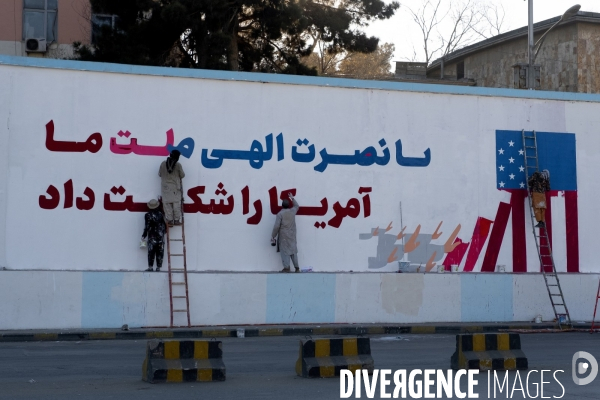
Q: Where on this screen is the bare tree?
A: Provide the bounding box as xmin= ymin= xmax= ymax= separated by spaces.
xmin=439 ymin=0 xmax=483 ymax=56
xmin=472 ymin=3 xmax=508 ymax=39
xmin=400 ymin=46 xmax=420 ymax=62
xmin=406 ymin=0 xmax=508 ymax=65
xmin=406 ymin=0 xmax=446 ymax=65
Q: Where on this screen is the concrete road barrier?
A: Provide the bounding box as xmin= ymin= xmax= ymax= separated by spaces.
xmin=295 ymin=337 xmax=374 ymax=378
xmin=142 ymin=339 xmax=226 ymax=383
xmin=451 ymin=333 xmax=528 ymax=370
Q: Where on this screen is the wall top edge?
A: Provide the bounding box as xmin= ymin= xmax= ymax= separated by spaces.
xmin=2 ymin=55 xmax=600 ymax=103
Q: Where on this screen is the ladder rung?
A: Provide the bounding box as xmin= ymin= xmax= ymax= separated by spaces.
xmin=525 ymin=145 xmax=536 ymax=148
xmin=170 ymin=239 xmax=183 ymax=241
xmin=170 ymin=254 xmax=184 ymax=256
xmin=554 ymin=303 xmax=564 ymax=306
xmin=172 ymin=282 xmax=186 ymax=285
xmin=173 ymin=309 xmax=187 ymax=312
xmin=550 ymin=293 xmax=562 ymax=296
xmin=548 ymin=284 xmax=558 ymax=286
xmin=171 ymin=268 xmax=185 ymax=271
xmin=173 ymin=296 xmax=186 ymax=298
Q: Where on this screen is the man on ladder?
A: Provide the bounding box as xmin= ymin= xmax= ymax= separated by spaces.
xmin=528 ymin=169 xmax=550 ymax=228
xmin=522 ymin=130 xmax=572 ymax=328
xmin=159 ymin=150 xmax=185 ymax=226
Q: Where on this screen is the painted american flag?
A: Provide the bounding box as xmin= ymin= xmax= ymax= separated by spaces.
xmin=495 ymin=130 xmax=577 ymax=191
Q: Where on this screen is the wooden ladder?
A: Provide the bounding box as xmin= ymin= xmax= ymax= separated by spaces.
xmin=591 ymin=279 xmax=600 ymax=333
xmin=165 ymin=201 xmax=191 ymax=328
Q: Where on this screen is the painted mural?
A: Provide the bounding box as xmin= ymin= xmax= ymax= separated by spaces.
xmin=0 ymin=58 xmax=595 ymax=274
xmin=37 ymin=122 xmax=580 ymax=273
xmin=39 ymin=120 xmax=430 ymax=227
xmin=358 ymin=130 xmax=579 ymax=273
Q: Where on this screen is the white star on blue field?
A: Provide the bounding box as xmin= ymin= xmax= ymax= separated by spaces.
xmin=495 ymin=130 xmax=578 ymax=191
xmin=496 ymin=132 xmax=527 ymax=190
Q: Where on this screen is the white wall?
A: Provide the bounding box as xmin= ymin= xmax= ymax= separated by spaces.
xmin=0 ymin=58 xmax=598 ymax=274
xmin=1 ymin=57 xmax=599 ymax=329
xmin=1 ymin=270 xmax=598 ymax=329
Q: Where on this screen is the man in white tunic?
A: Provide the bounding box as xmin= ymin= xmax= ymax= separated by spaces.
xmin=271 ymin=193 xmax=300 ymax=273
xmin=159 ymin=150 xmax=185 ymax=225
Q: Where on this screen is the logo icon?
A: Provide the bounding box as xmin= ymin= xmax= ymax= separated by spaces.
xmin=572 ymin=351 xmax=598 ymax=385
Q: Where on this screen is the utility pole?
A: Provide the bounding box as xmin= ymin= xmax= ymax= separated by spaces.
xmin=526 ymin=2 xmax=580 ymax=90
xmin=527 ymin=0 xmax=534 ymax=89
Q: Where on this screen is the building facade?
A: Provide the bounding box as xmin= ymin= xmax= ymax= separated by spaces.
xmin=0 ymin=0 xmax=92 ymax=58
xmin=425 ymin=12 xmax=600 ymax=93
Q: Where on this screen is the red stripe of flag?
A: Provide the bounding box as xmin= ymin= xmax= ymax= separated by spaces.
xmin=509 ymin=190 xmax=528 ymax=272
xmin=565 ymin=190 xmax=579 ymax=272
xmin=481 ymin=202 xmax=511 ymax=272
xmin=462 ymin=217 xmax=493 ymax=272
xmin=443 ymin=238 xmax=469 ymax=271
xmin=539 ymin=191 xmax=555 ymax=272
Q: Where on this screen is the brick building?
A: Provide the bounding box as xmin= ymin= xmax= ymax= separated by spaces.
xmin=0 ymin=0 xmax=93 ymax=58
xmin=397 ymin=12 xmax=600 ymax=93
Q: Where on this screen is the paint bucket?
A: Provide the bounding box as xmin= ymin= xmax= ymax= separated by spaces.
xmin=497 ymin=265 xmax=506 ymax=273
xmin=398 ymin=262 xmax=410 ymax=272
xmin=236 ymin=328 xmax=245 ymax=338
xmin=535 ymin=315 xmax=542 ymax=323
xmin=437 ymin=265 xmax=445 ymax=273
xmin=451 ymin=264 xmax=459 ymax=272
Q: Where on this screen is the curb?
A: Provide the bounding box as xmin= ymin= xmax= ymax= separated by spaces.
xmin=1 ymin=323 xmax=589 ymax=343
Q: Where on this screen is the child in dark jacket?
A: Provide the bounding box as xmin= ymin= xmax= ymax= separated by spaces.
xmin=142 ymin=199 xmax=167 ymax=271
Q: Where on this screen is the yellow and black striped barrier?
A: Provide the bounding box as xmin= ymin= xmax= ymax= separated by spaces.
xmin=451 ymin=333 xmax=528 ymax=370
xmin=142 ymin=339 xmax=226 ymax=383
xmin=295 ymin=337 xmax=374 ymax=378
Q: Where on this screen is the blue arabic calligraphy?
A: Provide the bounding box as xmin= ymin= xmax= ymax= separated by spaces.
xmin=199 ymin=134 xmax=430 ymax=171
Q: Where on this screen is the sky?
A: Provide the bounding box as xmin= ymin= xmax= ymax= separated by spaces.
xmin=364 ymin=0 xmax=600 ymax=64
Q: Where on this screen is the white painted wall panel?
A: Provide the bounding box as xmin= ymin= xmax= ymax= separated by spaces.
xmin=0 ymin=271 xmax=597 ymax=329
xmin=0 ymin=61 xmax=596 ymax=273
xmin=0 ymin=271 xmax=82 ymax=329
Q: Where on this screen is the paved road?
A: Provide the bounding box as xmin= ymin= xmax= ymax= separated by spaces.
xmin=1 ymin=333 xmax=599 ymax=399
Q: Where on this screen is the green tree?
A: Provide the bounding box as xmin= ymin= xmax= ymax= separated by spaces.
xmin=75 ymin=0 xmax=399 ymax=75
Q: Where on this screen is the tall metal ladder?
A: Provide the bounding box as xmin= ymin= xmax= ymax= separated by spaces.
xmin=165 ymin=198 xmax=191 ymax=328
xmin=521 ymin=130 xmax=572 ymax=329
xmin=591 ymin=279 xmax=600 ymax=333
